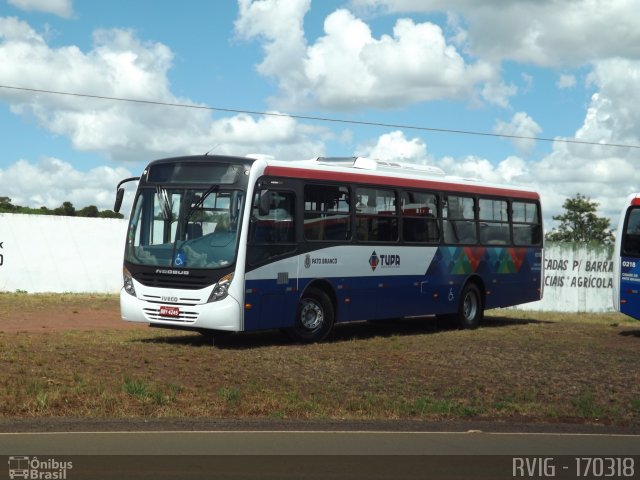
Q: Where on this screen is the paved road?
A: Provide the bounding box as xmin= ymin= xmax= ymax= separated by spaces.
xmin=2 ymin=429 xmax=640 ymax=455
xmin=2 ymin=430 xmax=639 ymax=479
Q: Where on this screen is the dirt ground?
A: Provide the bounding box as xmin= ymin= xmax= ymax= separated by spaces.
xmin=0 ymin=308 xmax=139 ymax=333
xmin=0 ymin=295 xmax=141 ymax=333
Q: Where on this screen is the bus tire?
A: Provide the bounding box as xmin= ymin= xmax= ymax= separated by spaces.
xmin=456 ymin=282 xmax=483 ymax=329
xmin=288 ymin=287 xmax=335 ymax=343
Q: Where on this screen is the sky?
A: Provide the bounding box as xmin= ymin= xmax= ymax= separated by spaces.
xmin=1 ymin=0 xmax=640 ymax=230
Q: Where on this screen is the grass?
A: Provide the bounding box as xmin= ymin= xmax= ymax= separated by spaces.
xmin=123 ymin=377 xmax=149 ymax=400
xmin=0 ymin=291 xmax=118 ymax=311
xmin=0 ymin=294 xmax=639 ymax=426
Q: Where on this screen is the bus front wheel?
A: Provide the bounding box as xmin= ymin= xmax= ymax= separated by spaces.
xmin=456 ymin=282 xmax=483 ymax=329
xmin=288 ymin=287 xmax=335 ymax=343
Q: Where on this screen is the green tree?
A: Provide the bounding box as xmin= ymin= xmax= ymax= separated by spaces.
xmin=0 ymin=197 xmax=121 ymax=217
xmin=54 ymin=201 xmax=76 ymax=216
xmin=0 ymin=197 xmax=16 ymax=212
xmin=78 ymin=205 xmax=99 ymax=217
xmin=545 ymin=193 xmax=614 ymax=244
xmin=99 ymin=209 xmax=124 ymax=219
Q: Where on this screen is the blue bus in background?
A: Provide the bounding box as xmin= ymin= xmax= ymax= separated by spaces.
xmin=614 ymin=193 xmax=640 ymax=320
xmin=114 ymin=154 xmax=544 ymax=343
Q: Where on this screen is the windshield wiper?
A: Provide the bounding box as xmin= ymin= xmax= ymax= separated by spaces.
xmin=185 ymin=184 xmax=219 ymax=222
xmin=155 ymin=185 xmax=173 ymax=221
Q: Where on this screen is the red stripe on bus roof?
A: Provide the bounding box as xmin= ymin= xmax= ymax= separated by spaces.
xmin=263 ymin=166 xmax=540 ymax=200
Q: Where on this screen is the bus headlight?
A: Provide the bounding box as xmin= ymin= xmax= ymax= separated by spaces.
xmin=208 ymin=273 xmax=233 ymax=302
xmin=123 ymin=267 xmax=136 ymax=296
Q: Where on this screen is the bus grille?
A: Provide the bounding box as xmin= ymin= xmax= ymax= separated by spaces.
xmin=141 ymin=294 xmax=201 ymax=306
xmin=143 ymin=307 xmax=199 ymax=323
xmin=136 ymin=272 xmax=213 ymax=290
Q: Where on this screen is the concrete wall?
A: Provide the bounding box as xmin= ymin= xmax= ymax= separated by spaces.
xmin=517 ymin=242 xmax=614 ymax=312
xmin=0 ymin=214 xmax=617 ymax=312
xmin=0 ymin=213 xmax=127 ymax=293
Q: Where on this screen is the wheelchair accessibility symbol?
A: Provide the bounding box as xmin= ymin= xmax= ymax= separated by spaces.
xmin=174 ymin=252 xmax=186 ymax=267
xmin=448 ymin=288 xmax=455 ymax=302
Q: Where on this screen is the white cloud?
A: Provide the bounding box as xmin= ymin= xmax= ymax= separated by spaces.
xmin=235 ymin=0 xmax=310 ymax=107
xmin=201 ymin=113 xmax=327 ymax=161
xmin=0 ymin=18 xmax=325 ymax=163
xmin=351 ymin=0 xmax=640 ymax=67
xmin=480 ymin=80 xmax=517 ymax=109
xmin=348 ymin=51 xmax=640 ymax=227
xmin=521 ymin=73 xmax=533 ymax=93
xmin=438 ymin=155 xmax=498 ymax=182
xmin=490 ymin=58 xmax=640 ymax=226
xmin=3 ymin=2 xmax=640 ymax=231
xmin=353 ymin=118 xmax=639 ymax=229
xmin=355 ymin=130 xmax=432 ymax=163
xmin=8 ymin=0 xmax=73 ymax=18
xmin=582 ymin=58 xmax=640 ymax=146
xmin=496 ymin=155 xmax=528 ymax=183
xmin=526 ymin=58 xmax=640 ymax=224
xmin=236 ymin=3 xmax=499 ymax=110
xmin=0 ymin=157 xmax=132 ymax=212
xmin=354 ymin=130 xmax=529 ymax=185
xmin=493 ymin=112 xmax=542 ymax=154
xmin=557 ymin=73 xmax=576 ymax=89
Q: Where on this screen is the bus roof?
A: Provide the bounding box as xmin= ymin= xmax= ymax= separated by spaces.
xmin=140 ymin=154 xmax=539 ymax=201
xmin=261 ymin=156 xmax=540 ymax=201
xmin=626 ymin=192 xmax=640 ymax=206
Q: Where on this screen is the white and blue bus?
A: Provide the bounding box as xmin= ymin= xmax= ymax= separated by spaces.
xmin=614 ymin=193 xmax=640 ymax=320
xmin=114 ymin=154 xmax=543 ymax=342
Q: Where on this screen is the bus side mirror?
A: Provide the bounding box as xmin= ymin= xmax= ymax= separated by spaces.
xmin=114 ymin=188 xmax=125 ymax=213
xmin=259 ymin=190 xmax=270 ymax=216
xmin=114 ymin=176 xmax=140 ymax=214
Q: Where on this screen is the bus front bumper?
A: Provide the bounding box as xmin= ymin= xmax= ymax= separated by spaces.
xmin=120 ymin=289 xmax=243 ymax=332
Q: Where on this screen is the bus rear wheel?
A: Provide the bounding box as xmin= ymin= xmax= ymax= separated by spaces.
xmin=287 ymin=287 xmax=335 ymax=343
xmin=456 ymin=282 xmax=483 ymax=329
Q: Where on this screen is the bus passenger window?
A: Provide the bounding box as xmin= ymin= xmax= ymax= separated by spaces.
xmin=401 ymin=191 xmax=439 ymax=243
xmin=304 ymin=185 xmax=351 ymax=241
xmin=443 ymin=195 xmax=477 ymax=244
xmin=512 ymin=201 xmax=542 ymax=246
xmin=251 ymin=191 xmax=294 ymax=243
xmin=356 ymin=187 xmax=398 ymax=242
xmin=479 ymin=198 xmax=510 ymax=245
xmin=247 ymin=189 xmax=296 ymax=265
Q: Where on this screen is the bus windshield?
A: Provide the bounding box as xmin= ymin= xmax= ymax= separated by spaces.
xmin=125 ymin=186 xmax=245 ymax=269
xmin=615 ymin=195 xmax=640 ymax=320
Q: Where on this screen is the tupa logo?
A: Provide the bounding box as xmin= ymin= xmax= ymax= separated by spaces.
xmin=369 ymin=251 xmax=379 ymax=271
xmin=369 ymin=251 xmax=400 ymax=271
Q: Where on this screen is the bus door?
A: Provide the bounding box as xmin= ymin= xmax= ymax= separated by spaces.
xmin=354 ymin=186 xmax=404 ymax=319
xmin=245 ymin=187 xmax=299 ymax=330
xmin=401 ymin=190 xmax=441 ymax=316
xmin=618 ymin=204 xmax=640 ymax=320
